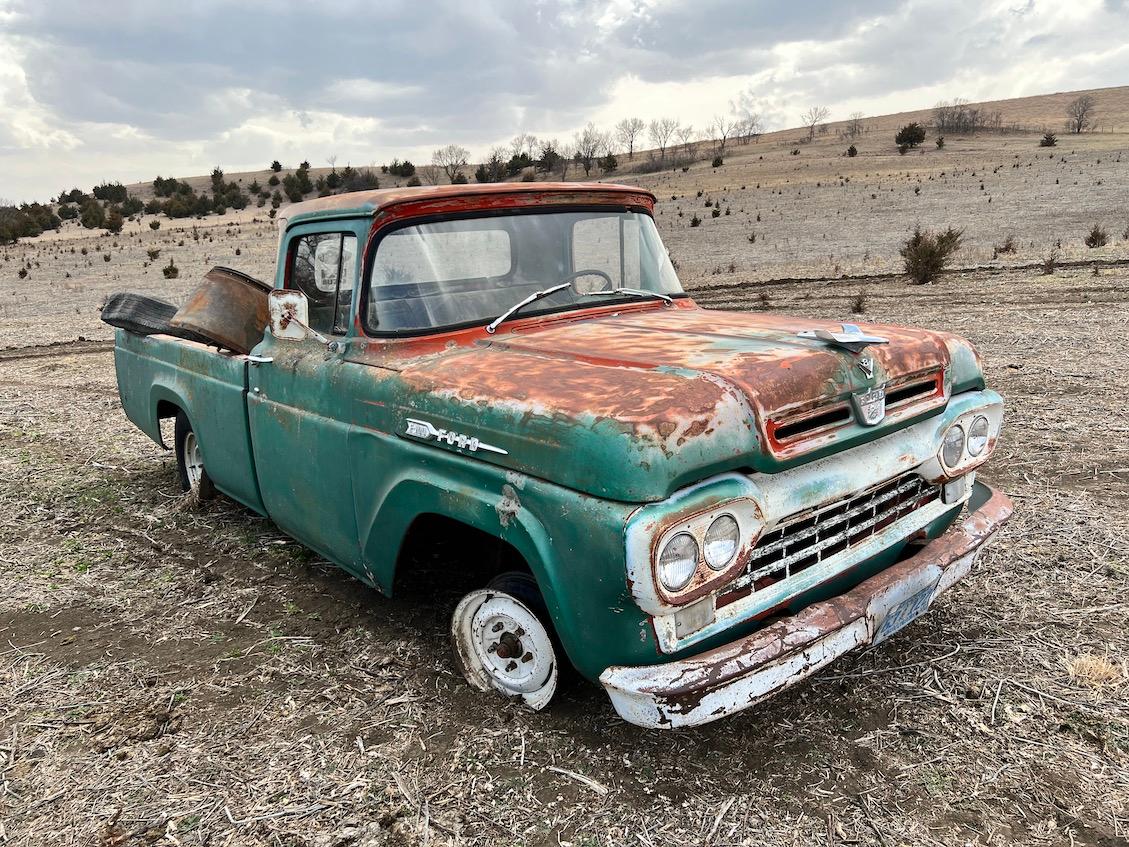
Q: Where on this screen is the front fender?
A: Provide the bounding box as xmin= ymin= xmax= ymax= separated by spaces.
xmin=349 ymin=429 xmax=643 ymax=680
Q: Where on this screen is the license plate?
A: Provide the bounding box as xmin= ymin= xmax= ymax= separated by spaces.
xmin=874 ymin=585 xmax=935 ymax=643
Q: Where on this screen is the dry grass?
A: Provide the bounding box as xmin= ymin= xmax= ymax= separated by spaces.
xmin=2 ymin=118 xmax=1129 ymax=845
xmin=1064 ymin=655 xmax=1127 ymax=689
xmin=1 ymin=264 xmax=1127 ymax=845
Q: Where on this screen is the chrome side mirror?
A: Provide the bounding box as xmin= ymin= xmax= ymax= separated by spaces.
xmin=268 ymin=289 xmax=329 ymax=344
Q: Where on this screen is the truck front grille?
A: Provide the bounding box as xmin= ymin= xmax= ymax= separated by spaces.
xmin=744 ymin=473 xmax=941 ymax=590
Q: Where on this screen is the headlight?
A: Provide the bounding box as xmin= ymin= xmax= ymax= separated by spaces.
xmin=941 ymin=424 xmax=965 ymax=468
xmin=967 ymin=415 xmax=989 ymax=456
xmin=704 ymin=515 xmax=740 ymax=570
xmin=658 ymin=533 xmax=698 ymax=591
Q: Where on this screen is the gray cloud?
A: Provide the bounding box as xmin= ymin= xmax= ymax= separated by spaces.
xmin=0 ymin=0 xmax=1125 ymax=201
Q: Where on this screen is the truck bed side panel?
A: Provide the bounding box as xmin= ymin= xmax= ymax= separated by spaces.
xmin=114 ymin=329 xmax=266 ymax=514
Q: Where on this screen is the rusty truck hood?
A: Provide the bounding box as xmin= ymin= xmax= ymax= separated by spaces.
xmin=381 ymin=304 xmax=978 ymax=502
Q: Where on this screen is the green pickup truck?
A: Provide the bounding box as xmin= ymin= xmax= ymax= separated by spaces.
xmin=108 ymin=183 xmax=1013 ymax=729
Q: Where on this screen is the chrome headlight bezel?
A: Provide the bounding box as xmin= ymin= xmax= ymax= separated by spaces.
xmin=649 ymin=497 xmax=763 ymax=605
xmin=920 ymin=404 xmax=1003 ymax=481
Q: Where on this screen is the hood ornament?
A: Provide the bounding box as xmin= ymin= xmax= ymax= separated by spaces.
xmin=797 ymin=323 xmax=889 ymax=354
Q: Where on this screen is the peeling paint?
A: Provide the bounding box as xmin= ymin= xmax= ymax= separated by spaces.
xmin=496 ymin=483 xmax=522 ymax=528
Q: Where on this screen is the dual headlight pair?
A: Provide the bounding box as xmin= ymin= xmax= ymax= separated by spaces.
xmin=941 ymin=414 xmax=990 ymax=470
xmin=657 ymin=513 xmax=740 ymax=592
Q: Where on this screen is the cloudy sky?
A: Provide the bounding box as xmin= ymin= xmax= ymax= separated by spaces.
xmin=1 ymin=0 xmax=1126 ymax=202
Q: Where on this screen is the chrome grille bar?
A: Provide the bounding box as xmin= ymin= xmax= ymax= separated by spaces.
xmin=745 ymin=474 xmax=940 ymax=584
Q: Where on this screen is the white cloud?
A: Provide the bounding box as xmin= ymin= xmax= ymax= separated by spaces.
xmin=0 ymin=0 xmax=1125 ymax=201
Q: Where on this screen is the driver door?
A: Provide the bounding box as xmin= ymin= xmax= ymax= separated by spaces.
xmin=247 ymin=224 xmax=364 ymax=570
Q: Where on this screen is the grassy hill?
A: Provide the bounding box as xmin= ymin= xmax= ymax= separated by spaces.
xmin=782 ymin=84 xmax=1129 ymax=143
xmin=111 ymin=85 xmax=1129 ymax=199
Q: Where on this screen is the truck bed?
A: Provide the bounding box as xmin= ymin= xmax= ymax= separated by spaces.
xmin=113 ymin=329 xmax=266 ymax=514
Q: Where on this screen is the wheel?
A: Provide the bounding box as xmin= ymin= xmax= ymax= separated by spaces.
xmin=451 ymin=579 xmax=558 ymax=711
xmin=173 ymin=411 xmax=216 ymax=501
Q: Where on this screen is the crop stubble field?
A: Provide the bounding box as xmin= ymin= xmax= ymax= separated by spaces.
xmin=1 ymin=128 xmax=1127 ymax=846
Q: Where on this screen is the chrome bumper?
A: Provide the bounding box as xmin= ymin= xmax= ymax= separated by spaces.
xmin=600 ymin=482 xmax=1014 ymax=729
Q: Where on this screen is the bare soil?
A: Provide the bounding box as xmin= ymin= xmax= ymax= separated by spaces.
xmin=1 ymin=131 xmax=1127 ymax=846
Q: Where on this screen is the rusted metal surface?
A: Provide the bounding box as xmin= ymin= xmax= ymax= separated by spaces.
xmin=601 ymin=483 xmax=1014 ymax=729
xmin=622 ymin=388 xmax=1003 ymax=649
xmin=278 ymin=182 xmax=656 ymax=230
xmin=351 ymin=298 xmax=983 ymax=502
xmin=267 ymin=289 xmax=306 ymax=340
xmin=168 ymin=267 xmax=270 ymax=354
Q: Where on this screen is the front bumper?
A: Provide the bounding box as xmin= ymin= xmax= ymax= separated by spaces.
xmin=600 ymin=482 xmax=1013 ymax=729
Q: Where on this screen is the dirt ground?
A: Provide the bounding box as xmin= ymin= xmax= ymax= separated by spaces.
xmin=2 ymin=132 xmax=1128 ymax=846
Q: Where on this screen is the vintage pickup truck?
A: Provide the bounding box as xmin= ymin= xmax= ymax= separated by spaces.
xmin=108 ymin=183 xmax=1013 ymax=728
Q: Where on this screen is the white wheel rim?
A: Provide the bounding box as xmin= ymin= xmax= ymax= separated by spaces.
xmin=452 ymin=589 xmax=557 ymax=710
xmin=183 ymin=431 xmax=204 ymax=488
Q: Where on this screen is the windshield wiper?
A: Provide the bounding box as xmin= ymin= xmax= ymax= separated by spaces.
xmin=485 ymin=282 xmax=571 ymax=334
xmin=582 ymin=287 xmax=673 ymax=306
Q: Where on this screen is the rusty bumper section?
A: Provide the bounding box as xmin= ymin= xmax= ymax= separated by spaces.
xmin=600 ymin=482 xmax=1013 ymax=729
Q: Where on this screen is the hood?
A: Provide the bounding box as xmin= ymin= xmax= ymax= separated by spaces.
xmin=376 ymin=304 xmax=981 ymax=502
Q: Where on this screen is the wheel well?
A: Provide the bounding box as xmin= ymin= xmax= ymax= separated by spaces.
xmin=156 ymin=399 xmax=180 ymax=419
xmin=392 ymin=513 xmax=530 ymax=601
xmin=155 ymin=400 xmax=181 ymax=448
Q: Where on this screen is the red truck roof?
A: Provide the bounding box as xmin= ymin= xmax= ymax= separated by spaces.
xmin=279 ymin=182 xmax=657 ymax=229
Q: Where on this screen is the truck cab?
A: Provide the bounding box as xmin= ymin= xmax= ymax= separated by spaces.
xmin=110 ymin=183 xmax=1012 ymax=728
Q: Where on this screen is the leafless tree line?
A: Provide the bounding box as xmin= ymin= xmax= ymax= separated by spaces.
xmin=931 ymin=93 xmax=1099 ymax=136
xmin=424 ymin=108 xmax=767 ymax=185
xmin=418 ymin=89 xmax=1105 ymax=186
xmin=932 ymin=99 xmax=1004 ymax=134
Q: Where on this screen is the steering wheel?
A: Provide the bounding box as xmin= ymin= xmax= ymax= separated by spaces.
xmin=556 ymin=268 xmax=614 ymax=293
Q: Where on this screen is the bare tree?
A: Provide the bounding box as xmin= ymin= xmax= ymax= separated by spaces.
xmin=326 ymin=154 xmax=338 ymax=170
xmin=1065 ymin=95 xmax=1096 ymax=134
xmin=802 ymin=106 xmax=830 ymax=142
xmin=736 ymin=113 xmax=762 ymax=144
xmin=510 ymin=133 xmax=539 ymax=160
xmin=418 ymin=164 xmax=442 ymax=186
xmin=709 ymin=114 xmax=741 ymax=154
xmin=554 ymin=142 xmax=573 ymax=179
xmin=432 ymin=144 xmax=469 ymax=182
xmin=731 ymin=86 xmax=766 ymax=144
xmin=648 ymin=117 xmax=679 ymax=160
xmin=573 ymin=123 xmax=607 ymax=177
xmin=614 ymin=118 xmax=646 ymax=160
xmin=844 ymin=112 xmax=864 ymax=139
xmin=676 ymin=124 xmax=695 ymax=156
xmin=933 ymin=98 xmax=1002 ymax=135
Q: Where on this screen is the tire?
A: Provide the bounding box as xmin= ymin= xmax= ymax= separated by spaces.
xmin=451 ymin=578 xmax=558 ymax=711
xmin=173 ymin=411 xmax=216 ymax=501
xmin=100 ymin=292 xmax=212 ymax=345
xmin=486 ymin=571 xmax=549 ymax=618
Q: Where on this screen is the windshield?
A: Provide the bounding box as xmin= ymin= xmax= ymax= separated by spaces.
xmin=365 ymin=209 xmax=684 ymax=333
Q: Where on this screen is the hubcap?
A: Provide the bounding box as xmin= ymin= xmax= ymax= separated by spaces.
xmin=183 ymin=431 xmax=204 ymax=488
xmin=452 ymin=590 xmax=557 ymax=710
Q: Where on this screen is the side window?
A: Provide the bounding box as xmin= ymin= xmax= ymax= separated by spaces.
xmin=290 ymin=232 xmax=357 ymax=335
xmin=572 ymin=215 xmax=640 ymax=288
